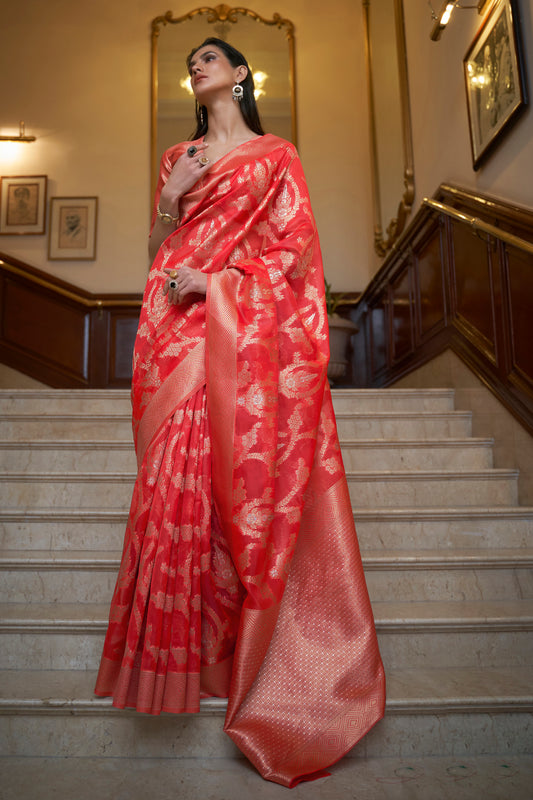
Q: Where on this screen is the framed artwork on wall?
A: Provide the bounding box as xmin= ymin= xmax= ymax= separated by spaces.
xmin=0 ymin=175 xmax=47 ymax=235
xmin=463 ymin=0 xmax=528 ymax=170
xmin=48 ymin=196 xmax=98 ymax=260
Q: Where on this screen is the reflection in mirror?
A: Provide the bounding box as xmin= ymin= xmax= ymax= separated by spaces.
xmin=363 ymin=0 xmax=415 ymax=257
xmin=151 ymin=6 xmax=296 ymax=197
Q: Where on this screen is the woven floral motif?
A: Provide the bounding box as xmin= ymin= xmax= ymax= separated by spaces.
xmin=95 ymin=135 xmax=385 ymax=786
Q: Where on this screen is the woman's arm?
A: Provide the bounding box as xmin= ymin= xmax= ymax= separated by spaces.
xmin=149 ymin=142 xmax=211 ymax=263
xmin=149 ymin=213 xmax=180 ymax=263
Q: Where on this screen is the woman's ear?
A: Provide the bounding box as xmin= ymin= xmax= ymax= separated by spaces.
xmin=235 ymin=65 xmax=248 ymax=83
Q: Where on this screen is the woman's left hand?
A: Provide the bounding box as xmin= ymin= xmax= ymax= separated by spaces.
xmin=163 ymin=267 xmax=208 ymax=305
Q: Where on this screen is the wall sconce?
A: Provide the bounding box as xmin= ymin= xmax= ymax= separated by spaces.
xmin=430 ymin=1 xmax=457 ymax=40
xmin=0 ymin=121 xmax=36 ymax=143
xmin=430 ymin=1 xmax=479 ymax=41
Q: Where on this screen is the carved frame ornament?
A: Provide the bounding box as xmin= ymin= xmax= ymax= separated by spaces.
xmin=363 ymin=0 xmax=415 ymax=257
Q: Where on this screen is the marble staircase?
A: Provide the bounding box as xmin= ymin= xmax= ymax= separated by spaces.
xmin=1 ymin=388 xmax=532 ymax=762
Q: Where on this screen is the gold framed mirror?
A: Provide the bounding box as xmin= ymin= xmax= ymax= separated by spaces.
xmin=363 ymin=0 xmax=415 ymax=256
xmin=151 ymin=5 xmax=297 ymax=198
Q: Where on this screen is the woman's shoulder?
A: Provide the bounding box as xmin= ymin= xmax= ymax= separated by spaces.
xmin=261 ymin=133 xmax=298 ymax=158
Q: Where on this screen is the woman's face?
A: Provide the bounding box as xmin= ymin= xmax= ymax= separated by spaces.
xmin=188 ymin=45 xmax=246 ymax=101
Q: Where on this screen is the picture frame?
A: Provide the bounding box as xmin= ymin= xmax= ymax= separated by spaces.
xmin=48 ymin=196 xmax=98 ymax=260
xmin=463 ymin=0 xmax=527 ymax=170
xmin=0 ymin=175 xmax=47 ymax=235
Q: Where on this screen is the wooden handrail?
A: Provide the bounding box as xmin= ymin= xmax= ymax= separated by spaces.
xmin=423 ymin=198 xmax=533 ymax=256
xmin=0 ymin=256 xmax=142 ymax=308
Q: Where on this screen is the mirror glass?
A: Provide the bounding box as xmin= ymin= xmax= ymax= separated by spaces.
xmin=363 ymin=0 xmax=415 ymax=256
xmin=151 ymin=6 xmax=296 ymax=196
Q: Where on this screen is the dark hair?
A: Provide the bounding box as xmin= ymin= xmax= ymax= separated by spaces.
xmin=186 ymin=37 xmax=265 ymax=140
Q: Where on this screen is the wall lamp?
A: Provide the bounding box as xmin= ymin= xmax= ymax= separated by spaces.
xmin=429 ymin=0 xmax=481 ymax=41
xmin=0 ymin=121 xmax=36 ymax=143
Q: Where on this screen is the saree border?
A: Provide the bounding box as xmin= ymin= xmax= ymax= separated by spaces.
xmin=136 ymin=339 xmax=206 ymax=467
xmin=205 ymin=268 xmax=240 ymax=531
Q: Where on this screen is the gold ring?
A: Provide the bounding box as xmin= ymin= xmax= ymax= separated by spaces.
xmin=169 ymin=270 xmax=178 ymax=279
xmin=198 ymin=155 xmax=210 ymax=167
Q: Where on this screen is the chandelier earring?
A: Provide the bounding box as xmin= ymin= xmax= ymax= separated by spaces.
xmin=232 ymin=82 xmax=244 ymax=102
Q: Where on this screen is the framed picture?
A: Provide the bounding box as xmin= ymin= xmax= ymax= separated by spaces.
xmin=463 ymin=0 xmax=527 ymax=170
xmin=48 ymin=196 xmax=98 ymax=260
xmin=0 ymin=175 xmax=47 ymax=235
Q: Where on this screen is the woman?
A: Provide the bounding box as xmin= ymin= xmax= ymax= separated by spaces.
xmin=95 ymin=37 xmax=385 ymax=787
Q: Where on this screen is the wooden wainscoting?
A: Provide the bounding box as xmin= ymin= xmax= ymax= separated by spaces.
xmin=0 ymin=253 xmax=142 ymax=388
xmin=351 ymin=184 xmax=533 ymax=434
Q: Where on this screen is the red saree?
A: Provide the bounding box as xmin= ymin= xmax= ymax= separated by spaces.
xmin=95 ymin=134 xmax=385 ymax=786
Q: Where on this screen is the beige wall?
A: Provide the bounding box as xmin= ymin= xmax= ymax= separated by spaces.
xmin=1 ymin=1 xmax=532 ymax=298
xmin=404 ymin=0 xmax=533 ymax=211
xmin=0 ymin=0 xmax=373 ymax=294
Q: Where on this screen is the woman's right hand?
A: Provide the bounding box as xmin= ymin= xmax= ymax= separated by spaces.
xmin=149 ymin=143 xmax=212 ymax=263
xmin=158 ymin=143 xmax=211 ymax=215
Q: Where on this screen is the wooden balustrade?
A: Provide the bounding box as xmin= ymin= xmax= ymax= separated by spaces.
xmin=350 ymin=183 xmax=533 ymax=434
xmin=0 ymin=253 xmax=142 ymax=388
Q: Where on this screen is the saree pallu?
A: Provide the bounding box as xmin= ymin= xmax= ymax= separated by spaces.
xmin=95 ymin=134 xmax=385 ymax=786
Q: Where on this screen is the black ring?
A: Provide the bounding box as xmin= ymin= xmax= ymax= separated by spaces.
xmin=169 ymin=280 xmax=178 ymax=290
xmin=187 ymin=145 xmax=198 ymax=157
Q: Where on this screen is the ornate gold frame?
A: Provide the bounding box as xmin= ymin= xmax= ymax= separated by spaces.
xmin=151 ymin=5 xmax=297 ymax=199
xmin=363 ymin=0 xmax=415 ymax=257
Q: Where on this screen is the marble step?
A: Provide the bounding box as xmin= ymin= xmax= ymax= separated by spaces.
xmin=0 ymin=414 xmax=134 ymax=441
xmin=340 ymin=438 xmax=494 ymax=470
xmin=335 ymin=411 xmax=472 ymax=439
xmin=0 ymin=436 xmax=495 ymax=473
xmin=376 ymin=600 xmax=533 ymax=669
xmin=330 ymin=388 xmax=456 ymax=413
xmin=0 ymin=410 xmax=473 ymax=443
xmin=0 ymin=440 xmax=137 ymax=473
xmin=4 ymin=756 xmax=533 ymax=800
xmin=0 ymin=388 xmax=456 ymax=415
xmin=2 ymin=716 xmax=531 ymax=765
xmin=1 ymin=600 xmax=532 ymax=671
xmin=0 ymin=469 xmax=520 ymax=509
xmin=0 ymin=667 xmax=532 ymax=761
xmin=354 ymin=507 xmax=533 ymax=550
xmin=2 ymin=507 xmax=533 ymax=551
xmin=1 ymin=666 xmax=530 ymax=718
xmin=366 ymin=564 xmax=533 ymax=602
xmin=0 ymin=390 xmax=132 ymax=415
xmin=2 ymin=549 xmax=533 ymax=605
xmin=345 ymin=469 xmax=519 ymax=507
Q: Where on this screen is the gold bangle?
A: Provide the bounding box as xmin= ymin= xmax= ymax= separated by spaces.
xmin=156 ymin=204 xmax=179 ymax=225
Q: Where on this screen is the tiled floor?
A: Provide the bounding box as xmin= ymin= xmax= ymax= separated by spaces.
xmin=2 ymin=755 xmax=533 ymax=799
